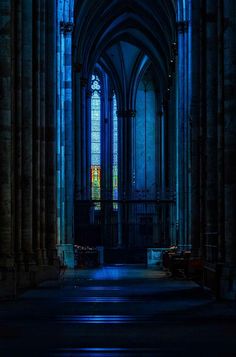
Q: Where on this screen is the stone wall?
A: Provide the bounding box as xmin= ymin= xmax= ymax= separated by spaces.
xmin=197 ymin=0 xmax=236 ymax=299
xmin=0 ymin=0 xmax=58 ymax=298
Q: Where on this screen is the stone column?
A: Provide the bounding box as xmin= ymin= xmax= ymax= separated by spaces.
xmin=177 ymin=20 xmax=189 ymax=250
xmin=33 ymin=0 xmax=46 ymax=266
xmin=177 ymin=22 xmax=183 ymax=250
xmin=190 ymin=0 xmax=201 ymax=256
xmin=217 ymin=0 xmax=224 ymax=263
xmin=33 ymin=0 xmax=41 ymax=265
xmin=101 ymin=95 xmax=113 ymax=247
xmin=221 ymin=0 xmax=236 ymax=298
xmin=62 ymin=22 xmax=74 ymax=246
xmin=14 ymin=0 xmax=24 ymax=268
xmin=118 ymin=109 xmax=135 ymax=247
xmin=162 ymin=98 xmax=168 ymax=246
xmin=161 ymin=102 xmax=166 ymax=195
xmin=199 ymin=0 xmax=207 ymax=258
xmin=56 ymin=17 xmax=75 ymax=268
xmin=21 ymin=0 xmax=34 ymax=268
xmin=81 ymin=78 xmax=89 ymax=200
xmin=107 ymin=96 xmax=114 ymax=245
xmin=205 ymin=0 xmax=218 ymax=264
xmin=117 ymin=110 xmax=123 ymax=248
xmin=0 ymin=0 xmax=13 ymax=268
xmin=45 ymin=0 xmax=57 ymax=265
xmin=168 ymin=80 xmax=177 ymax=246
xmin=40 ymin=0 xmax=47 ymax=265
xmin=74 ymin=69 xmax=82 ymax=201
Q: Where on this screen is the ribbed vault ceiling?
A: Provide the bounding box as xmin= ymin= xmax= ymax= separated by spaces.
xmin=73 ymin=0 xmax=177 ymax=100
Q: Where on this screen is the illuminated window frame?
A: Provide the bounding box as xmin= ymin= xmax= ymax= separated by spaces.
xmin=91 ymin=74 xmax=102 ymax=210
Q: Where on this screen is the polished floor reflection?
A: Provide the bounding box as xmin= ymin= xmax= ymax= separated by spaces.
xmin=0 ymin=266 xmax=236 ymax=356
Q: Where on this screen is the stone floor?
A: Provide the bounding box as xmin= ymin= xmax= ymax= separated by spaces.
xmin=0 ymin=266 xmax=236 ymax=356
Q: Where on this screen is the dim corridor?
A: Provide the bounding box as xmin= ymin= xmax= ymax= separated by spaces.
xmin=0 ymin=266 xmax=236 ymax=356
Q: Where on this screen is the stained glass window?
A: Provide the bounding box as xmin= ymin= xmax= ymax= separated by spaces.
xmin=91 ymin=74 xmax=101 ymax=209
xmin=113 ymin=94 xmax=118 ymax=209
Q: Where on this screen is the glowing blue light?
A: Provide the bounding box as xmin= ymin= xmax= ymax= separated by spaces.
xmin=56 ymin=0 xmax=74 ymax=244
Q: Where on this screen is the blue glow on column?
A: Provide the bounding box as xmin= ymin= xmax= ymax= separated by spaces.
xmin=56 ymin=0 xmax=74 ymax=245
xmin=113 ymin=94 xmax=118 ymax=209
xmin=176 ymin=0 xmax=192 ymax=249
xmin=135 ymin=78 xmax=157 ymax=198
xmin=177 ymin=0 xmax=187 ymax=21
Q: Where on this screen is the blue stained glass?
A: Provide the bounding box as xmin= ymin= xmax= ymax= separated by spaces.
xmin=113 ymin=94 xmax=118 ymax=209
xmin=91 ymin=154 xmax=100 ymax=166
xmin=91 ymin=75 xmax=101 ymax=93
xmin=91 ymin=74 xmax=101 ymax=209
xmin=92 ymin=121 xmax=100 ymax=131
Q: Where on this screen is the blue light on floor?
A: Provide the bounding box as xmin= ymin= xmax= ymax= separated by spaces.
xmin=92 ymin=267 xmax=125 ymax=280
xmin=62 ymin=297 xmax=145 ymax=303
xmin=53 ymin=347 xmax=161 ymax=356
xmin=79 ymin=286 xmax=121 ymax=291
xmin=57 ymin=314 xmax=152 ymax=324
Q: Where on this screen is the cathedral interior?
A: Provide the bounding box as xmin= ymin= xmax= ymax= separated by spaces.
xmin=0 ymin=0 xmax=236 ymax=355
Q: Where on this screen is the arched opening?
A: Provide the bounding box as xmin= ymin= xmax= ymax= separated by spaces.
xmin=55 ymin=0 xmax=193 ymax=266
xmin=1 ymin=4 xmax=236 ymax=351
xmin=69 ymin=1 xmax=180 ymax=264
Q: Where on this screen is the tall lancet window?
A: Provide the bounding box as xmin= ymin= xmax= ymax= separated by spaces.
xmin=91 ymin=74 xmax=101 ymax=209
xmin=113 ymin=93 xmax=118 ymax=209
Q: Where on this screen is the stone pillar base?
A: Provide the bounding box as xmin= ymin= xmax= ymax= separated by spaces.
xmin=57 ymin=244 xmax=75 ymax=269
